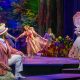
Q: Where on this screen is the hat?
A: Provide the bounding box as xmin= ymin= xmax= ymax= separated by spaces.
xmin=0 ymin=23 xmax=8 ymax=35
xmin=73 ymin=12 xmax=80 ymax=27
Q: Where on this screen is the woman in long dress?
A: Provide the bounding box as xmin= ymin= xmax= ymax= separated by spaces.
xmin=16 ymin=25 xmax=48 ymax=57
xmin=68 ymin=12 xmax=80 ymax=68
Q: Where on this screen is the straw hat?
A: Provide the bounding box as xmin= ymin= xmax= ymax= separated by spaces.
xmin=0 ymin=23 xmax=8 ymax=35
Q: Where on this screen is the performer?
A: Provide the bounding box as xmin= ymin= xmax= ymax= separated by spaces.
xmin=0 ymin=41 xmax=14 ymax=80
xmin=44 ymin=27 xmax=55 ymax=45
xmin=68 ymin=12 xmax=80 ymax=68
xmin=17 ymin=25 xmax=48 ymax=57
xmin=0 ymin=23 xmax=26 ymax=79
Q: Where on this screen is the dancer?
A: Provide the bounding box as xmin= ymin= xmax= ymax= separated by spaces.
xmin=44 ymin=27 xmax=55 ymax=45
xmin=0 ymin=23 xmax=26 ymax=80
xmin=68 ymin=12 xmax=80 ymax=68
xmin=17 ymin=25 xmax=48 ymax=57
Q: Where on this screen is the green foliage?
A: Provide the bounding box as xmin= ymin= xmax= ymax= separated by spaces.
xmin=22 ymin=0 xmax=40 ymax=26
xmin=26 ymin=9 xmax=35 ymax=20
xmin=27 ymin=0 xmax=40 ymax=14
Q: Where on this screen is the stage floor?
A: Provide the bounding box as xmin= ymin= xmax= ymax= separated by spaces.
xmin=18 ymin=56 xmax=80 ymax=79
xmin=26 ymin=73 xmax=80 ymax=80
xmin=23 ymin=56 xmax=80 ymax=64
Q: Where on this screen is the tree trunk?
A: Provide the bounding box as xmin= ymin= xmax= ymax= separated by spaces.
xmin=46 ymin=0 xmax=52 ymax=29
xmin=38 ymin=0 xmax=47 ymax=36
xmin=56 ymin=0 xmax=64 ymax=37
xmin=46 ymin=0 xmax=57 ymax=35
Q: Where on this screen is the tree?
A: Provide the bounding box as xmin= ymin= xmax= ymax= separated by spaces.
xmin=56 ymin=0 xmax=64 ymax=36
xmin=37 ymin=0 xmax=47 ymax=36
xmin=46 ymin=0 xmax=57 ymax=35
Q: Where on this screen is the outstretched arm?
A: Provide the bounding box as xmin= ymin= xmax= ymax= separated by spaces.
xmin=7 ymin=33 xmax=16 ymax=40
xmin=51 ymin=33 xmax=55 ymax=39
xmin=16 ymin=32 xmax=26 ymax=40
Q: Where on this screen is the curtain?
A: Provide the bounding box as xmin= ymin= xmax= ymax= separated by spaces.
xmin=63 ymin=0 xmax=80 ymax=39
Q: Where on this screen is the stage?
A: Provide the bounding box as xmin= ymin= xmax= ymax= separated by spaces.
xmin=12 ymin=56 xmax=80 ymax=80
xmin=26 ymin=73 xmax=80 ymax=80
xmin=23 ymin=56 xmax=79 ymax=64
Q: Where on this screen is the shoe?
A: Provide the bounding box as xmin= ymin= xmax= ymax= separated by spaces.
xmin=15 ymin=73 xmax=26 ymax=80
xmin=15 ymin=76 xmax=26 ymax=80
xmin=19 ymin=75 xmax=26 ymax=79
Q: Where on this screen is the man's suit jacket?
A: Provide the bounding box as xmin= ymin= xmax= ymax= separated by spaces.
xmin=0 ymin=41 xmax=11 ymax=75
xmin=0 ymin=40 xmax=23 ymax=75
